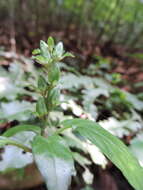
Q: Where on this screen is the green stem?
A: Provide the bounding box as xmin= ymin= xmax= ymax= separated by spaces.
xmin=41 ymin=114 xmax=48 ymax=135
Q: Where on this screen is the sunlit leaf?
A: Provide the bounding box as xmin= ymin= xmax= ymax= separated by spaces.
xmin=62 ymin=119 xmax=143 ymax=190
xmin=47 ymin=37 xmax=55 ymax=51
xmin=55 ymin=42 xmax=64 ymax=58
xmin=3 ymin=125 xmax=41 ymax=137
xmin=35 ymin=55 xmax=49 ymax=64
xmin=40 ymin=40 xmax=51 ymax=59
xmin=32 ymin=48 xmax=41 ymax=55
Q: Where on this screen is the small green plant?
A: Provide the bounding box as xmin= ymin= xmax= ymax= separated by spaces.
xmin=0 ymin=37 xmax=143 ymax=190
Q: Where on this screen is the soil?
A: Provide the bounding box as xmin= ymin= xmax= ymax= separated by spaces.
xmin=18 ymin=165 xmax=134 ymax=190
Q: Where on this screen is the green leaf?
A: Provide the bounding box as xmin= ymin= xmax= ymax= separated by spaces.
xmin=48 ymin=64 xmax=60 ymax=84
xmin=130 ymin=133 xmax=143 ymax=167
xmin=55 ymin=42 xmax=64 ymax=58
xmin=36 ymin=97 xmax=47 ymax=117
xmin=35 ymin=55 xmax=49 ymax=64
xmin=48 ymin=87 xmax=60 ymax=107
xmin=38 ymin=75 xmax=47 ymax=92
xmin=0 ymin=136 xmax=31 ymax=153
xmin=0 ymin=136 xmax=18 ymax=147
xmin=62 ymin=119 xmax=143 ymax=190
xmin=3 ymin=124 xmax=41 ymax=137
xmin=32 ymin=48 xmax=41 ymax=55
xmin=32 ymin=135 xmax=75 ymax=190
xmin=40 ymin=40 xmax=51 ymax=59
xmin=47 ymin=37 xmax=55 ymax=51
xmin=63 ymin=52 xmax=75 ymax=58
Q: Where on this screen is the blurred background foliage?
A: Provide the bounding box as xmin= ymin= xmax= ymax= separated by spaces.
xmin=1 ymin=0 xmax=143 ymax=50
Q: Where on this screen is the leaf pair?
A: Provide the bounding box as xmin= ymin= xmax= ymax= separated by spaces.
xmin=0 ymin=124 xmax=75 ymax=190
xmin=33 ymin=118 xmax=143 ymax=190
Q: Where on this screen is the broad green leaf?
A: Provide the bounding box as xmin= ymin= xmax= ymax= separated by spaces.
xmin=3 ymin=125 xmax=41 ymax=137
xmin=62 ymin=119 xmax=143 ymax=190
xmin=55 ymin=42 xmax=64 ymax=58
xmin=32 ymin=48 xmax=41 ymax=55
xmin=48 ymin=64 xmax=60 ymax=84
xmin=32 ymin=135 xmax=75 ymax=190
xmin=0 ymin=136 xmax=30 ymax=153
xmin=36 ymin=97 xmax=47 ymax=116
xmin=38 ymin=75 xmax=47 ymax=92
xmin=40 ymin=40 xmax=48 ymax=50
xmin=40 ymin=40 xmax=51 ymax=59
xmin=47 ymin=37 xmax=55 ymax=51
xmin=35 ymin=55 xmax=49 ymax=64
xmin=48 ymin=87 xmax=60 ymax=106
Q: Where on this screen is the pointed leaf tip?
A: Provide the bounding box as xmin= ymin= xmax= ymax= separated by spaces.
xmin=62 ymin=119 xmax=143 ymax=190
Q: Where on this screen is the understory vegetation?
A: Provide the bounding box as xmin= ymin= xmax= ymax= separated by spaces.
xmin=0 ymin=1 xmax=143 ymax=190
xmin=0 ymin=38 xmax=143 ymax=190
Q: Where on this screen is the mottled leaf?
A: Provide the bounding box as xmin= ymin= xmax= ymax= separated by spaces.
xmin=32 ymin=135 xmax=75 ymax=190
